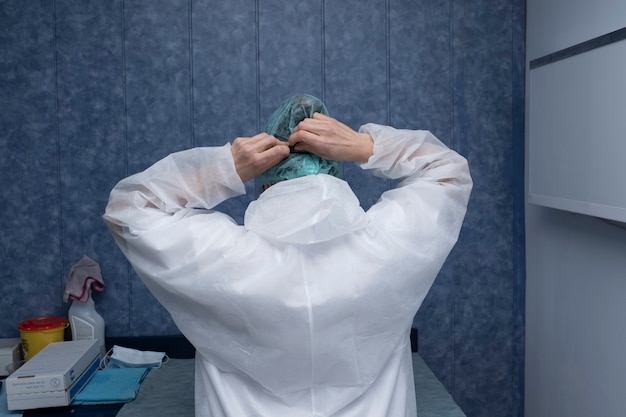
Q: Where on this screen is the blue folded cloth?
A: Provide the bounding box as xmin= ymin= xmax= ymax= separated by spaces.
xmin=72 ymin=367 xmax=150 ymax=405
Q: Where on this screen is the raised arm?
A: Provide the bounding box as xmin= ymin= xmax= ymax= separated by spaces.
xmin=358 ymin=123 xmax=473 ymax=249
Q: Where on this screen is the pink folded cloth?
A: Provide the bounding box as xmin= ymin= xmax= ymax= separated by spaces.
xmin=64 ymin=255 xmax=105 ymax=302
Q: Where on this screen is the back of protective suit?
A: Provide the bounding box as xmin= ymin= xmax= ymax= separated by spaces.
xmin=103 ymin=121 xmax=472 ymax=417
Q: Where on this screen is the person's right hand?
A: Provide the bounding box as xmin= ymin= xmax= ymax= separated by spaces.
xmin=231 ymin=133 xmax=290 ymax=183
xmin=288 ymin=113 xmax=373 ymax=163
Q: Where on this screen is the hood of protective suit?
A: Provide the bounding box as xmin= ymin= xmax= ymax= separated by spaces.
xmin=244 ymin=174 xmax=368 ymax=244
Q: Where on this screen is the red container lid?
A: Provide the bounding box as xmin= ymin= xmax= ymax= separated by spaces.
xmin=18 ymin=317 xmax=67 ymax=331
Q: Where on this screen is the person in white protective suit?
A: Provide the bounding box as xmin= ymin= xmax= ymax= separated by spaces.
xmin=103 ymin=94 xmax=472 ymax=417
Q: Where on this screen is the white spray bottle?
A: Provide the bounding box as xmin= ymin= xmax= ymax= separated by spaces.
xmin=68 ymin=287 xmax=106 ymax=358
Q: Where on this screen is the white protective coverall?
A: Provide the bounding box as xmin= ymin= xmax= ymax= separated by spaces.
xmin=104 ymin=123 xmax=472 ymax=417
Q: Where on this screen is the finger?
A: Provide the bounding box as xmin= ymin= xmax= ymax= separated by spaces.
xmin=254 ymin=145 xmax=290 ymax=176
xmin=287 ymin=129 xmax=312 ymax=150
xmin=293 ymin=117 xmax=325 ymax=133
xmin=231 ymin=134 xmax=287 ymax=167
xmin=288 ymin=129 xmax=331 ymax=157
xmin=250 ymin=132 xmax=277 ymax=146
xmin=242 ymin=133 xmax=285 ymax=152
xmin=264 ymin=142 xmax=290 ymax=162
xmin=312 ymin=112 xmax=332 ymax=121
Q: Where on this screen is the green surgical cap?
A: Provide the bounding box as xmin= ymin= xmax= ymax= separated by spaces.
xmin=259 ymin=94 xmax=343 ymax=186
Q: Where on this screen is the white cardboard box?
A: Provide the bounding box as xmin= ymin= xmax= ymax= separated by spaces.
xmin=0 ymin=338 xmax=22 ymax=377
xmin=6 ymin=339 xmax=100 ymax=410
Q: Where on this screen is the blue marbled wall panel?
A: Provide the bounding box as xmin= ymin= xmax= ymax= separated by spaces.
xmin=124 ymin=0 xmax=193 ymax=335
xmin=124 ymin=0 xmax=193 ymax=171
xmin=444 ymin=0 xmax=525 ymax=416
xmin=193 ymin=0 xmax=258 ymax=141
xmin=0 ymin=0 xmax=525 ymax=416
xmin=390 ymin=0 xmax=457 ymax=390
xmin=324 ymin=0 xmax=388 ymax=127
xmin=0 ymin=1 xmax=61 ymax=327
xmin=390 ymin=0 xmax=453 ymax=141
xmin=258 ymin=1 xmax=324 ymax=118
xmin=511 ymin=0 xmax=526 ymax=414
xmin=54 ymin=0 xmax=129 ymax=334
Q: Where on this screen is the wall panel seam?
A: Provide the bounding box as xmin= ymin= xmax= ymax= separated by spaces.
xmin=255 ymin=0 xmax=261 ymax=132
xmin=450 ymin=0 xmax=457 ymax=400
xmin=321 ymin=0 xmax=326 ymax=103
xmin=386 ymin=0 xmax=390 ymax=126
xmin=511 ymin=1 xmax=526 ymax=415
xmin=449 ymin=0 xmax=455 ymax=150
xmin=121 ymin=0 xmax=133 ymax=335
xmin=189 ymin=0 xmax=195 ymax=148
xmin=52 ymin=0 xmax=65 ymax=311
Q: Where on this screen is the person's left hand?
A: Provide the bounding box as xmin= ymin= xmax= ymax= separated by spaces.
xmin=231 ymin=133 xmax=290 ymax=182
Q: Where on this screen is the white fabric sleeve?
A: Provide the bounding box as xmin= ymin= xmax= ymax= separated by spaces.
xmin=103 ymin=144 xmax=245 ymax=236
xmin=358 ymin=123 xmax=471 ymax=186
xmin=357 ymin=123 xmax=473 ymax=246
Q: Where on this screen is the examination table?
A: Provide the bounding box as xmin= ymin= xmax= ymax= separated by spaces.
xmin=4 ymin=333 xmax=466 ymax=417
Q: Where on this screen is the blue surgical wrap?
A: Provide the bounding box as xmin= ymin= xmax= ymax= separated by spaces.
xmin=259 ymin=94 xmax=343 ymax=186
xmin=72 ymin=367 xmax=150 ymax=405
